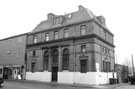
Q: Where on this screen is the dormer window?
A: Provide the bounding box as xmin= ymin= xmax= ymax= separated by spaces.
xmin=53 ymin=16 xmax=64 ymax=25
xmin=53 ymin=18 xmax=61 ymax=25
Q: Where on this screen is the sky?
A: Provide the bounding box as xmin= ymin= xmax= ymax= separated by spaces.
xmin=0 ymin=0 xmax=135 ymax=65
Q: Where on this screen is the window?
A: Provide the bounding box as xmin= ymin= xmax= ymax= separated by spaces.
xmin=103 ymin=31 xmax=106 ymax=40
xmin=43 ymin=51 xmax=49 ymax=70
xmin=108 ymin=49 xmax=110 ymax=54
xmin=62 ymin=48 xmax=69 ymax=70
xmin=31 ymin=62 xmax=36 ymax=72
xmin=105 ymin=48 xmax=107 ymax=54
xmin=0 ymin=69 xmax=2 ymax=74
xmin=53 ymin=18 xmax=60 ymax=25
xmin=106 ymin=62 xmax=111 ymax=72
xmin=80 ymin=25 xmax=86 ymax=35
xmin=33 ymin=35 xmax=37 ymax=43
xmin=80 ymin=60 xmax=87 ymax=73
xmin=33 ymin=51 xmax=36 ymax=57
xmin=81 ymin=45 xmax=86 ymax=53
xmin=45 ymin=33 xmax=49 ymax=41
xmin=54 ymin=31 xmax=58 ymax=40
xmin=102 ymin=47 xmax=104 ymax=53
xmin=103 ymin=61 xmax=111 ymax=72
xmin=64 ymin=29 xmax=69 ymax=38
xmin=52 ymin=49 xmax=58 ymax=64
xmin=103 ymin=61 xmax=106 ymax=72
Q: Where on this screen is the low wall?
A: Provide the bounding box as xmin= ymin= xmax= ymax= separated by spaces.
xmin=26 ymin=71 xmax=51 ymax=82
xmin=58 ymin=71 xmax=74 ymax=84
xmin=74 ymin=72 xmax=96 ymax=85
xmin=26 ymin=71 xmax=117 ymax=85
xmin=96 ymin=72 xmax=117 ymax=85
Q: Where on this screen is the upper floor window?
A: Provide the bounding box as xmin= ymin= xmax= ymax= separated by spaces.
xmin=33 ymin=50 xmax=36 ymax=57
xmin=103 ymin=31 xmax=106 ymax=40
xmin=81 ymin=45 xmax=86 ymax=53
xmin=33 ymin=35 xmax=37 ymax=43
xmin=45 ymin=33 xmax=49 ymax=41
xmin=54 ymin=31 xmax=58 ymax=40
xmin=64 ymin=29 xmax=69 ymax=38
xmin=80 ymin=25 xmax=86 ymax=35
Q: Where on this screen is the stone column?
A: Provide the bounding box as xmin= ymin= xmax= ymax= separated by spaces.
xmin=48 ymin=47 xmax=52 ymax=72
xmin=58 ymin=46 xmax=62 ymax=72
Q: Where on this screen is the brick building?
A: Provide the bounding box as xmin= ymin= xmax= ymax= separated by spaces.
xmin=26 ymin=5 xmax=115 ymax=85
xmin=0 ymin=33 xmax=27 ymax=80
xmin=115 ymin=64 xmax=128 ymax=83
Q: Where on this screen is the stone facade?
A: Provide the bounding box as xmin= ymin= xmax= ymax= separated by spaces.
xmin=26 ymin=5 xmax=115 ymax=85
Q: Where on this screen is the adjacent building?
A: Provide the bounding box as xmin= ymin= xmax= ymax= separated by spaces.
xmin=115 ymin=64 xmax=128 ymax=83
xmin=0 ymin=33 xmax=28 ymax=80
xmin=26 ymin=5 xmax=115 ymax=85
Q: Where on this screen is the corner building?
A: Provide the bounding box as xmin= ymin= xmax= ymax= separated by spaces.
xmin=26 ymin=5 xmax=115 ymax=85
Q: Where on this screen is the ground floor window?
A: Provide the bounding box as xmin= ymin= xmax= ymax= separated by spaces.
xmin=43 ymin=56 xmax=49 ymax=70
xmin=62 ymin=48 xmax=69 ymax=70
xmin=31 ymin=62 xmax=36 ymax=73
xmin=103 ymin=61 xmax=111 ymax=72
xmin=80 ymin=60 xmax=87 ymax=73
xmin=43 ymin=51 xmax=49 ymax=70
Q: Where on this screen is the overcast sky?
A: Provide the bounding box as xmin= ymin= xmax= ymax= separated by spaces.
xmin=0 ymin=0 xmax=135 ymax=64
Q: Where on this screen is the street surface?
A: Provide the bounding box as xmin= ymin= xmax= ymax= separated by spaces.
xmin=0 ymin=80 xmax=135 ymax=89
xmin=115 ymin=84 xmax=135 ymax=89
xmin=0 ymin=80 xmax=101 ymax=89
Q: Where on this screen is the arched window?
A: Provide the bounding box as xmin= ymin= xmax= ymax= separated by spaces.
xmin=43 ymin=51 xmax=49 ymax=70
xmin=81 ymin=45 xmax=86 ymax=53
xmin=52 ymin=49 xmax=58 ymax=64
xmin=62 ymin=48 xmax=69 ymax=70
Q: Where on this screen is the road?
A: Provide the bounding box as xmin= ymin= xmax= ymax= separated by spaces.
xmin=0 ymin=80 xmax=101 ymax=89
xmin=1 ymin=80 xmax=135 ymax=89
xmin=115 ymin=84 xmax=135 ymax=89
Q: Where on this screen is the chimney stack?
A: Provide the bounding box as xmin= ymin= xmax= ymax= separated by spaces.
xmin=97 ymin=16 xmax=106 ymax=25
xmin=47 ymin=13 xmax=55 ymax=19
xmin=78 ymin=5 xmax=85 ymax=11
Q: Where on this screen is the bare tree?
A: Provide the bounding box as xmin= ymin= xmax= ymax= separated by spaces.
xmin=123 ymin=58 xmax=131 ymax=67
xmin=123 ymin=58 xmax=132 ymax=74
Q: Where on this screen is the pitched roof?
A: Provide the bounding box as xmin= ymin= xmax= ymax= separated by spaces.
xmin=32 ymin=5 xmax=93 ymax=32
xmin=31 ymin=5 xmax=113 ymax=36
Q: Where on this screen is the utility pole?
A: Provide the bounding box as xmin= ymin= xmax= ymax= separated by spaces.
xmin=132 ymin=55 xmax=134 ymax=76
xmin=115 ymin=54 xmax=118 ymax=83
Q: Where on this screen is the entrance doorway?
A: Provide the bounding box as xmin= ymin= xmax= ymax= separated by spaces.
xmin=52 ymin=67 xmax=58 ymax=82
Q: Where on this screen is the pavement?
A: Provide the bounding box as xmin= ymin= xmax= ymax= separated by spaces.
xmin=6 ymin=79 xmax=129 ymax=89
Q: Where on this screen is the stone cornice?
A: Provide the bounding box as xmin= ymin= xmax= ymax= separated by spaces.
xmin=27 ymin=34 xmax=115 ymax=48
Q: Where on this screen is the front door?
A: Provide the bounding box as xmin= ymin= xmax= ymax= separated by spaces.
xmin=52 ymin=67 xmax=58 ymax=82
